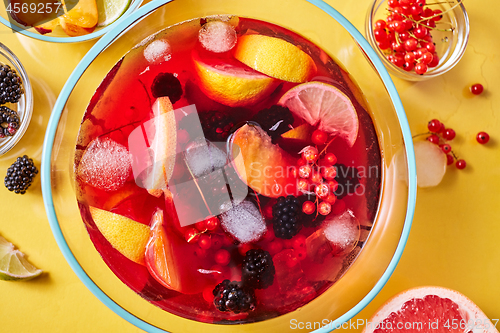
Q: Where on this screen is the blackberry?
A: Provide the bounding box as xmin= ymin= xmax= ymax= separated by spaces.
xmin=272 ymin=195 xmax=302 ymax=239
xmin=334 ymin=164 xmax=360 ymax=199
xmin=251 ymin=105 xmax=294 ymax=141
xmin=0 ymin=106 xmax=20 ymax=138
xmin=242 ymin=249 xmax=275 ymax=289
xmin=199 ymin=110 xmax=235 ymax=142
xmin=151 ymin=72 xmax=183 ymax=103
xmin=0 ymin=64 xmax=23 ymax=105
xmin=4 ymin=155 xmax=38 ymax=194
xmin=213 ymin=280 xmax=256 ymax=313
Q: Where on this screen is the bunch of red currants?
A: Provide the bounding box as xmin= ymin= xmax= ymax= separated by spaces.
xmin=373 ymin=0 xmax=446 ymax=74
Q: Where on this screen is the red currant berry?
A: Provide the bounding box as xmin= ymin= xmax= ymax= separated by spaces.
xmin=375 ymin=19 xmax=387 ymax=29
xmin=404 ymin=38 xmax=418 ymax=51
xmin=427 ymin=134 xmax=439 ymax=144
xmin=315 ymin=183 xmax=330 ymax=199
xmin=420 ymin=52 xmax=433 ymax=65
xmin=392 ymin=54 xmax=405 ymax=68
xmin=424 ymin=42 xmax=436 ymax=54
xmin=195 ymin=220 xmax=207 ymax=231
xmin=470 ymin=83 xmax=484 ymax=95
xmin=416 ymin=0 xmax=426 ymax=7
xmin=205 ymin=216 xmax=219 ymax=230
xmin=323 ymin=153 xmax=337 ymax=165
xmin=413 ymin=26 xmax=428 ymax=39
xmin=427 ymin=119 xmax=442 ymax=132
xmin=324 ymin=193 xmax=337 ymax=205
xmin=476 ymin=132 xmax=490 ymax=144
xmin=456 ymin=159 xmax=466 ymax=170
xmin=184 ymin=228 xmax=200 ymax=243
xmin=214 ymin=249 xmax=231 ymax=266
xmin=404 ymin=52 xmax=415 ymax=63
xmin=298 ymin=164 xmax=312 ymax=178
xmin=392 ymin=41 xmax=405 ymax=53
xmin=388 ymin=0 xmax=399 ymax=7
xmin=428 ymin=53 xmax=439 ymax=67
xmin=374 ymin=28 xmax=388 ymax=43
xmin=437 ymin=122 xmax=445 ymax=133
xmin=403 ymin=19 xmax=414 ymax=30
xmin=440 ymin=144 xmax=452 ymax=154
xmin=399 ymin=31 xmax=410 ymax=41
xmin=198 ymin=234 xmax=212 ymax=250
xmin=312 ymin=130 xmax=328 ymax=145
xmin=432 ymin=9 xmax=443 ymax=21
xmin=446 ymin=154 xmax=454 ymax=165
xmin=403 ymin=61 xmax=415 ymax=72
xmin=414 ymin=63 xmax=428 ymax=75
xmin=292 ymin=234 xmax=307 ymax=251
xmin=442 ymin=128 xmax=456 ymax=141
xmin=310 ymin=170 xmax=323 ymax=184
xmin=393 ymin=20 xmax=406 ymax=33
xmin=302 ymin=201 xmax=315 ymax=215
xmin=321 ymin=165 xmax=337 ymax=180
xmin=422 ymin=7 xmax=433 ymax=17
xmin=326 ymin=179 xmax=339 ymax=192
xmin=297 ymin=178 xmax=310 ymax=192
xmin=410 ymin=4 xmax=423 ymax=15
xmin=302 ymin=146 xmax=319 ymax=163
xmin=318 ymin=202 xmax=332 ymax=216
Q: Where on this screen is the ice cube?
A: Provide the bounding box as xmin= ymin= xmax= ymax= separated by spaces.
xmin=198 ymin=21 xmax=237 ymax=53
xmin=322 ymin=210 xmax=360 ymax=255
xmin=184 ymin=138 xmax=227 ymax=178
xmin=77 ymin=137 xmax=132 ymax=191
xmin=144 ymin=39 xmax=172 ymax=64
xmin=220 ymin=200 xmax=266 ymax=243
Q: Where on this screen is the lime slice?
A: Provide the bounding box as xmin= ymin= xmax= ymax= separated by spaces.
xmin=96 ymin=0 xmax=132 ymax=27
xmin=0 ymin=235 xmax=42 ymax=281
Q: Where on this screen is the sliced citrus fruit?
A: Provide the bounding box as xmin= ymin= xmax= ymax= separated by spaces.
xmin=234 ymin=34 xmax=317 ymax=83
xmin=414 ymin=140 xmax=447 ymax=188
xmin=0 ymin=235 xmax=42 ymax=281
xmin=192 ymin=51 xmax=278 ymax=107
xmin=145 ymin=208 xmax=212 ymax=294
xmin=231 ymin=124 xmax=299 ymax=198
xmin=278 ymin=81 xmax=359 ymax=147
xmin=89 ymin=206 xmax=150 ymax=265
xmin=363 ymin=286 xmax=499 ymax=333
xmin=96 ymin=0 xmax=131 ymax=27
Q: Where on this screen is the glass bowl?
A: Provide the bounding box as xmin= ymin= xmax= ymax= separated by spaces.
xmin=366 ymin=0 xmax=469 ymax=81
xmin=0 ymin=42 xmax=32 ymax=155
xmin=0 ymin=0 xmax=142 ymax=43
xmin=41 ymin=0 xmax=417 ymax=331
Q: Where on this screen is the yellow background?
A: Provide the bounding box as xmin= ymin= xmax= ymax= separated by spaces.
xmin=0 ymin=0 xmax=498 ymax=332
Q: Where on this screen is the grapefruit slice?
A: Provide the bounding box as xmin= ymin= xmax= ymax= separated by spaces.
xmin=89 ymin=206 xmax=150 ymax=265
xmin=414 ymin=140 xmax=447 ymax=188
xmin=363 ymin=286 xmax=499 ymax=333
xmin=234 ymin=34 xmax=317 ymax=83
xmin=192 ymin=51 xmax=278 ymax=107
xmin=231 ymin=124 xmax=299 ymax=198
xmin=278 ymin=81 xmax=359 ymax=147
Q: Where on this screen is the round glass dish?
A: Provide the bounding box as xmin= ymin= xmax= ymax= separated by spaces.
xmin=0 ymin=42 xmax=32 ymax=155
xmin=366 ymin=0 xmax=469 ymax=81
xmin=0 ymin=0 xmax=142 ymax=43
xmin=41 ymin=0 xmax=417 ymax=332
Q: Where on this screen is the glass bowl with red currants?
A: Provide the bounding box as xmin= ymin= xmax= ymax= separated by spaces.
xmin=366 ymin=0 xmax=469 ymax=81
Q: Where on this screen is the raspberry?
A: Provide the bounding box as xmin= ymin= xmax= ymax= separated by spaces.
xmin=4 ymin=155 xmax=38 ymax=194
xmin=213 ymin=280 xmax=256 ymax=313
xmin=0 ymin=64 xmax=23 ymax=105
xmin=242 ymin=249 xmax=275 ymax=289
xmin=272 ymin=195 xmax=302 ymax=239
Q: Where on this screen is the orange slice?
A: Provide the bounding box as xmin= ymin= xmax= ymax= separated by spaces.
xmin=278 ymin=81 xmax=359 ymax=147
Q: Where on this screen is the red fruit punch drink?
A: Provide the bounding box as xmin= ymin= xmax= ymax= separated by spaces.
xmin=74 ymin=15 xmax=382 ymax=323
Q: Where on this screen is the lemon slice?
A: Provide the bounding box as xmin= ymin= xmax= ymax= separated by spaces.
xmin=234 ymin=34 xmax=317 ymax=83
xmin=0 ymin=235 xmax=42 ymax=281
xmin=96 ymin=0 xmax=132 ymax=27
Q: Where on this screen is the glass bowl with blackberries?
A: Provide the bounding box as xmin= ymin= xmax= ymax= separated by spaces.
xmin=366 ymin=0 xmax=469 ymax=81
xmin=42 ymin=0 xmax=417 ymax=332
xmin=0 ymin=43 xmax=33 ymax=155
